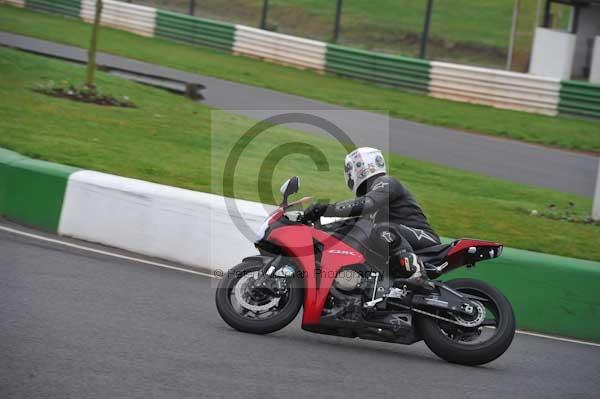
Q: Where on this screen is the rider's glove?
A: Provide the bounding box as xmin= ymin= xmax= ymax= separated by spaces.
xmin=303 ymin=204 xmax=328 ymax=222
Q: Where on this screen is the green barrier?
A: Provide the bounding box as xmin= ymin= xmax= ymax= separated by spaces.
xmin=25 ymin=0 xmax=81 ymax=19
xmin=443 ymin=245 xmax=600 ymax=342
xmin=558 ymin=80 xmax=600 ymax=119
xmin=326 ymin=44 xmax=431 ymax=93
xmin=0 ymin=148 xmax=78 ymax=231
xmin=155 ymin=10 xmax=235 ymax=52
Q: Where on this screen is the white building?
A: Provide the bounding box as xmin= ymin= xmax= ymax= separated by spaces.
xmin=530 ymin=0 xmax=600 ymax=82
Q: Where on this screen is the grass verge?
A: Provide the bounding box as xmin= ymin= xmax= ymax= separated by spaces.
xmin=1 ymin=5 xmax=599 ymax=153
xmin=137 ymin=0 xmax=573 ymax=69
xmin=0 ymin=47 xmax=597 ymax=261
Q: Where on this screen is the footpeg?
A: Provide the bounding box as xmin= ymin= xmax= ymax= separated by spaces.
xmin=364 ymin=298 xmax=384 ymax=308
xmin=386 ymin=286 xmax=408 ymax=299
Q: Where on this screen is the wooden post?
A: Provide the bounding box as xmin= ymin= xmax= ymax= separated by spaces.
xmin=543 ymin=0 xmax=552 ymax=27
xmin=333 ymin=0 xmax=343 ymax=43
xmin=260 ymin=0 xmax=270 ymax=30
xmin=85 ymin=0 xmax=103 ymax=88
xmin=506 ymin=0 xmax=520 ymax=71
xmin=419 ymin=0 xmax=434 ymax=59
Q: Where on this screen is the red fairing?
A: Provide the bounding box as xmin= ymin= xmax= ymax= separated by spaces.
xmin=267 ymin=208 xmax=284 ymax=224
xmin=446 ymin=239 xmax=503 ymax=268
xmin=267 ymin=225 xmax=365 ymax=325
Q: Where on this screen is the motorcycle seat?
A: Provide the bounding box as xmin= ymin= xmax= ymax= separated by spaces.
xmin=414 ymin=242 xmax=456 ymax=265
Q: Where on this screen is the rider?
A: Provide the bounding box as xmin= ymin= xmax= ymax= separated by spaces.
xmin=303 ymin=147 xmax=440 ymax=291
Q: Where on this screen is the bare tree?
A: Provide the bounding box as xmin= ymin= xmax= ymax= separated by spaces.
xmin=85 ymin=0 xmax=103 ymax=88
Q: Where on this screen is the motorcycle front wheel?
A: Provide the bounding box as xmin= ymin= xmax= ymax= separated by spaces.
xmin=417 ymin=278 xmax=516 ymax=366
xmin=215 ymin=260 xmax=303 ymax=334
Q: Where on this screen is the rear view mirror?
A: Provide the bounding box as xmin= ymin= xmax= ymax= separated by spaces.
xmin=280 ymin=176 xmax=300 ymax=206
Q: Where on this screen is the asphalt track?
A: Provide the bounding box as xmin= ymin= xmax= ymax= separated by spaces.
xmin=1 ymin=31 xmax=598 ymax=197
xmin=2 ymin=223 xmax=600 ymax=399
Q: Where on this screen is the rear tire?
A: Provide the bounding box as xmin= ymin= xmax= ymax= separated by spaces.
xmin=417 ymin=278 xmax=515 ymax=366
xmin=215 ymin=260 xmax=303 ymax=335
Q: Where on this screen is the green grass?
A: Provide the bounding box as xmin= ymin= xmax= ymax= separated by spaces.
xmin=1 ymin=5 xmax=599 ymax=153
xmin=0 ymin=47 xmax=598 ymax=261
xmin=147 ymin=0 xmax=524 ymax=47
xmin=142 ymin=0 xmax=574 ymax=68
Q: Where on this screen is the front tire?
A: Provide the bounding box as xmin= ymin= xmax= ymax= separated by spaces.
xmin=417 ymin=278 xmax=516 ymax=366
xmin=215 ymin=260 xmax=303 ymax=335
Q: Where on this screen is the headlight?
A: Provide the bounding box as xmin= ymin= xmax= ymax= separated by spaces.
xmin=256 ymin=209 xmax=284 ymax=241
xmin=256 ymin=219 xmax=269 ymax=241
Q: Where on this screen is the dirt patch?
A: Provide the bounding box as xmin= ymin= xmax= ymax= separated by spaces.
xmin=340 ymin=26 xmax=509 ymax=68
xmin=522 ymin=203 xmax=600 ymax=226
xmin=33 ymin=84 xmax=136 ymax=108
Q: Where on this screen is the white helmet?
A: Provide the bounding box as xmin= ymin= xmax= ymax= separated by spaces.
xmin=344 ymin=147 xmax=386 ymax=194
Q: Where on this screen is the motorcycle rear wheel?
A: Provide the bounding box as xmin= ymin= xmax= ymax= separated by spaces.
xmin=215 ymin=260 xmax=303 ymax=335
xmin=417 ymin=278 xmax=515 ymax=366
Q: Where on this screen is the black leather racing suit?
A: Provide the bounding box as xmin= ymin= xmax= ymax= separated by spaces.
xmin=322 ymin=174 xmax=440 ymax=274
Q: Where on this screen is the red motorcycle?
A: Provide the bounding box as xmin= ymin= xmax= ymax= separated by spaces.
xmin=216 ymin=177 xmax=515 ymax=366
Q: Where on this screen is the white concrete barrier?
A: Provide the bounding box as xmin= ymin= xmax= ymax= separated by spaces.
xmin=59 ymin=171 xmax=275 ymax=271
xmin=81 ymin=0 xmax=156 ymax=38
xmin=1 ymin=0 xmax=25 ymax=7
xmin=430 ymin=61 xmax=560 ymax=116
xmin=233 ymin=25 xmax=326 ymax=72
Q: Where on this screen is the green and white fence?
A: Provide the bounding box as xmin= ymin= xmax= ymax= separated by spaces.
xmin=326 ymin=44 xmax=431 ymax=93
xmin=233 ymin=25 xmax=326 ymax=72
xmin=81 ymin=0 xmax=155 ymax=37
xmin=429 ymin=61 xmax=561 ymax=116
xmin=28 ymin=0 xmax=81 ymax=18
xmin=155 ymin=9 xmax=235 ymax=51
xmin=559 ymin=80 xmax=600 ymax=119
xmin=3 ymin=0 xmax=600 ymax=118
xmin=2 ymin=0 xmax=23 ymax=7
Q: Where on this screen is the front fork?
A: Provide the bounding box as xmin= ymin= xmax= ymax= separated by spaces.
xmin=245 ymin=255 xmax=296 ymax=296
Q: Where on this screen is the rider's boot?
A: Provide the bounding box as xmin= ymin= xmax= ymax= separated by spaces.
xmin=393 ymin=253 xmax=435 ymax=293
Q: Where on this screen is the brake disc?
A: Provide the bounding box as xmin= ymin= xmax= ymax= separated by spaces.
xmin=234 ymin=272 xmax=281 ymax=313
xmin=453 ymin=300 xmax=486 ymax=328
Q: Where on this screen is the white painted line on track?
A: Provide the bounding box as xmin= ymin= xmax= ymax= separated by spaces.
xmin=514 ymin=330 xmax=600 ymax=348
xmin=0 ymin=225 xmax=218 ymax=279
xmin=1 ymin=223 xmax=599 ymax=348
